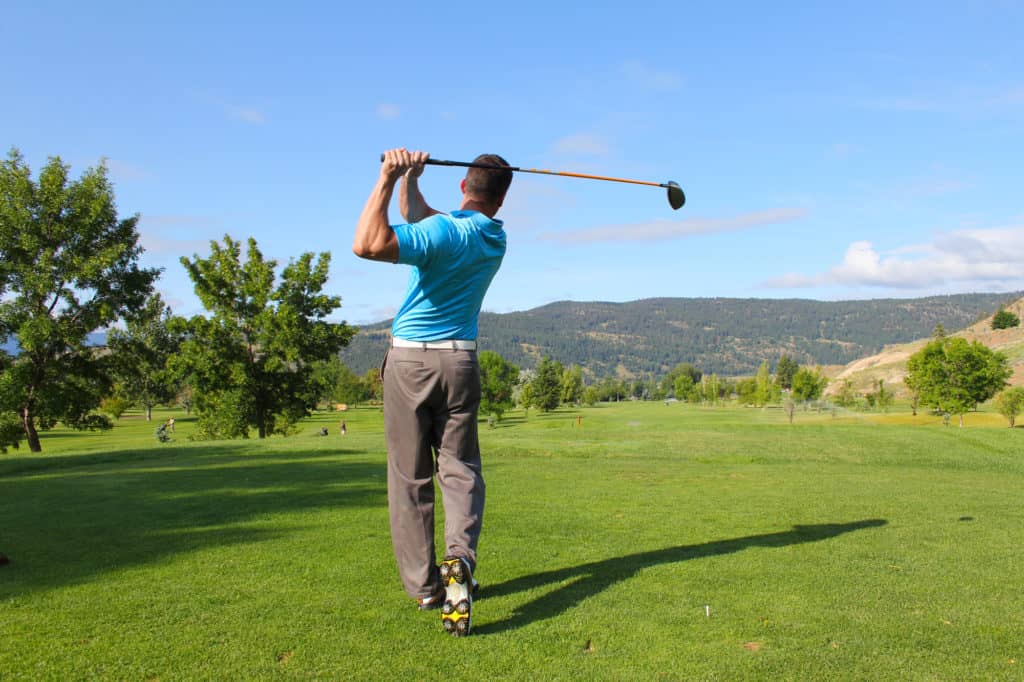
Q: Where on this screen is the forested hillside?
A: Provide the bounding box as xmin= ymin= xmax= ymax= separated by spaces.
xmin=338 ymin=293 xmax=1022 ymax=377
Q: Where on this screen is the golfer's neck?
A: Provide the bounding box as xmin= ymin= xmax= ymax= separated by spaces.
xmin=460 ymin=197 xmax=499 ymax=218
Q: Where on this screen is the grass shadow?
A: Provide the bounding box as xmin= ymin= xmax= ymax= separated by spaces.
xmin=476 ymin=519 xmax=887 ymax=635
xmin=0 ymin=444 xmax=386 ymax=596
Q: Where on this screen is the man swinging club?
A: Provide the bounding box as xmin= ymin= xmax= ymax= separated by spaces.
xmin=352 ymin=147 xmax=512 ymax=636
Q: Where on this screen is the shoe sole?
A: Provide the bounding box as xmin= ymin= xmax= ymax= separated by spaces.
xmin=440 ymin=557 xmax=472 ymax=637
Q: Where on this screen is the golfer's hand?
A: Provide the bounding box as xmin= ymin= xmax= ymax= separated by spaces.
xmin=380 ymin=148 xmax=429 ymax=183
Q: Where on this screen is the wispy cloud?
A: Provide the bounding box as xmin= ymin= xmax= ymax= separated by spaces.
xmin=539 ymin=208 xmax=808 ymax=245
xmin=228 ymin=105 xmax=266 ymax=125
xmin=765 ymin=225 xmax=1024 ymax=289
xmin=552 ymin=133 xmax=610 ymax=156
xmin=376 ymin=103 xmax=400 ymax=120
xmin=620 ymin=60 xmax=683 ymax=90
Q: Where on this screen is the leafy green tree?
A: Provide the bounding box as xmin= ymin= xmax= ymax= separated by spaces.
xmin=791 ymin=366 xmax=828 ymax=404
xmin=362 ymin=368 xmax=383 ymax=403
xmin=754 ymin=360 xmax=777 ymax=407
xmin=673 ymin=373 xmax=696 ymax=402
xmin=310 ymin=357 xmax=367 ymax=407
xmin=905 ymin=336 xmax=1011 ymax=427
xmin=99 ymin=394 xmax=132 ymax=420
xmin=0 ymin=150 xmax=159 ymax=451
xmin=903 ymin=368 xmax=924 ymax=416
xmin=560 ymin=364 xmax=584 ymax=405
xmin=991 ymin=309 xmax=1021 ymax=330
xmin=518 ymin=375 xmax=535 ymax=415
xmin=735 ymin=377 xmax=757 ymax=406
xmin=176 ymin=236 xmax=355 ymax=438
xmin=107 ymin=293 xmax=182 ymax=421
xmin=775 ymin=355 xmax=799 ymax=390
xmin=582 ymin=386 xmax=599 ymax=406
xmin=994 ymin=387 xmax=1024 ymax=427
xmin=661 ymin=363 xmax=701 ymax=397
xmin=479 ymin=351 xmax=519 ymax=422
xmin=702 ymin=373 xmax=721 ymax=405
xmin=875 ymin=380 xmax=894 ymax=413
xmin=532 ymin=356 xmax=563 ymax=411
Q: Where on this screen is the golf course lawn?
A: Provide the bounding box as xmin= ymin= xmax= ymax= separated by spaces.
xmin=1 ymin=403 xmax=1021 ymax=680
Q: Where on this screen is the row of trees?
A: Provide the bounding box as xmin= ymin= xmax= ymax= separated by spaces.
xmin=1 ymin=150 xmax=356 ymax=452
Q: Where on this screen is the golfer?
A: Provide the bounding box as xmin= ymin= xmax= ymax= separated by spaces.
xmin=352 ymin=147 xmax=512 ymax=637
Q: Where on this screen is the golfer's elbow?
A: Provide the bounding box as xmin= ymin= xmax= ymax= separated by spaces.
xmin=352 ymin=235 xmax=397 ymax=262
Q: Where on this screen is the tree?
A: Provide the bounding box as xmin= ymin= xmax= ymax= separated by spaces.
xmin=754 ymin=360 xmax=778 ymax=407
xmin=875 ymin=380 xmax=894 ymax=413
xmin=310 ymin=357 xmax=367 ymax=407
xmin=362 ymin=368 xmax=383 ymax=404
xmin=995 ymin=387 xmax=1024 ymax=427
xmin=531 ymin=356 xmax=563 ymax=411
xmin=479 ymin=351 xmax=519 ymax=422
xmin=834 ymin=379 xmax=857 ymax=408
xmin=992 ymin=309 xmax=1021 ymax=330
xmin=560 ymin=364 xmax=584 ymax=405
xmin=673 ymin=373 xmax=696 ymax=402
xmin=791 ymin=367 xmax=828 ymax=404
xmin=0 ymin=150 xmax=159 ymax=451
xmin=661 ymin=363 xmax=701 ymax=397
xmin=702 ymin=373 xmax=721 ymax=405
xmin=107 ymin=294 xmax=182 ymax=421
xmin=905 ymin=336 xmax=1012 ymax=427
xmin=735 ymin=377 xmax=757 ymax=406
xmin=775 ymin=355 xmax=799 ymax=390
xmin=176 ymin=236 xmax=355 ymax=438
xmin=99 ymin=394 xmax=132 ymax=420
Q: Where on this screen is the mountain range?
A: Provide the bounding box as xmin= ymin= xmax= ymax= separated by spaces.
xmin=338 ymin=293 xmax=1023 ymax=378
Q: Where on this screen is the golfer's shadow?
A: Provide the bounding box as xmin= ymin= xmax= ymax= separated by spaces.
xmin=476 ymin=519 xmax=887 ymax=635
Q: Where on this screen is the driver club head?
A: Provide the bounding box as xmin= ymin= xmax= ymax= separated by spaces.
xmin=666 ymin=181 xmax=686 ymax=210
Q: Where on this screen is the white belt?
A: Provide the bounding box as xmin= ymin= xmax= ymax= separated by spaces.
xmin=391 ymin=338 xmax=477 ymax=351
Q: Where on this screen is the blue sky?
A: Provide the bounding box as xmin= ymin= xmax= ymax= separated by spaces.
xmin=5 ymin=1 xmax=1023 ymax=325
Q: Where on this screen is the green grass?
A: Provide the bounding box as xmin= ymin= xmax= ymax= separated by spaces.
xmin=1 ymin=404 xmax=1022 ymax=680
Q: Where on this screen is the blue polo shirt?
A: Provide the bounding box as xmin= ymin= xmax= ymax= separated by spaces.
xmin=391 ymin=210 xmax=506 ymax=341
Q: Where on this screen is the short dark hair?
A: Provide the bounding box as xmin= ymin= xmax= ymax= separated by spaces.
xmin=465 ymin=154 xmax=513 ymax=204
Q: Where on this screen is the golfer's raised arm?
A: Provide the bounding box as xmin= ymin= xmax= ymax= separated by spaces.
xmin=399 ymin=151 xmax=440 ymax=223
xmin=352 ymin=150 xmax=405 ymax=262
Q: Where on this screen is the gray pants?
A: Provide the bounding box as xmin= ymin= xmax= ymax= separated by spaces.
xmin=381 ymin=347 xmax=485 ymax=600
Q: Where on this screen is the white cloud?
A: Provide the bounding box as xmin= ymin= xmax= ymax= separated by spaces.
xmin=552 ymin=134 xmax=610 ymax=156
xmin=620 ymin=60 xmax=683 ymax=90
xmin=539 ymin=208 xmax=808 ymax=245
xmin=766 ymin=225 xmax=1024 ymax=290
xmin=376 ymin=103 xmax=401 ymax=120
xmin=228 ymin=105 xmax=266 ymax=125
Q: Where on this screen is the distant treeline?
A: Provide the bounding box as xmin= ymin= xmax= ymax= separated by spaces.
xmin=339 ymin=293 xmax=1022 ymax=377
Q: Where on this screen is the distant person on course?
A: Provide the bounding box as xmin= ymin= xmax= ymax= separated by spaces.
xmin=352 ymin=147 xmax=512 ymax=637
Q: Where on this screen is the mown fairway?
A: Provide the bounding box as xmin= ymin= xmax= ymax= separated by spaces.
xmin=1 ymin=404 xmax=1021 ymax=680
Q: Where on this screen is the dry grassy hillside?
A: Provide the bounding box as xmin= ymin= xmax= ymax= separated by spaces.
xmin=826 ymin=297 xmax=1024 ymax=398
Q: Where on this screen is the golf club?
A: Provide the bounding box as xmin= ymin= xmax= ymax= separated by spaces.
xmin=380 ymin=154 xmax=685 ymax=210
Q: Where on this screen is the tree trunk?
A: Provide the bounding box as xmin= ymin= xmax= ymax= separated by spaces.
xmin=146 ymin=405 xmax=152 ymax=421
xmin=21 ymin=407 xmax=41 ymax=453
xmin=959 ymin=414 xmax=964 ymax=428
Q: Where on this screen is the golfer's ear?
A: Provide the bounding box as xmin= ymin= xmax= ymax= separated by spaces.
xmin=460 ymin=178 xmax=466 ymax=194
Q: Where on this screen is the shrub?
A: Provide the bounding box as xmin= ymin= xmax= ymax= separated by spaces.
xmin=991 ymin=309 xmax=1021 ymax=330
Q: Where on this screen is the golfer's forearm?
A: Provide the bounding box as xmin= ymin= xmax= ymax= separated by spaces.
xmin=400 ymin=175 xmax=438 ymax=223
xmin=353 ymin=179 xmax=399 ymax=262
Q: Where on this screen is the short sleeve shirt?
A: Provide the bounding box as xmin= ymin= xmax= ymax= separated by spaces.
xmin=390 ymin=210 xmax=506 ymax=341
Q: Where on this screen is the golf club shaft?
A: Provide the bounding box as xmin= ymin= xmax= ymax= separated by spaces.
xmin=380 ymin=154 xmax=671 ymax=190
